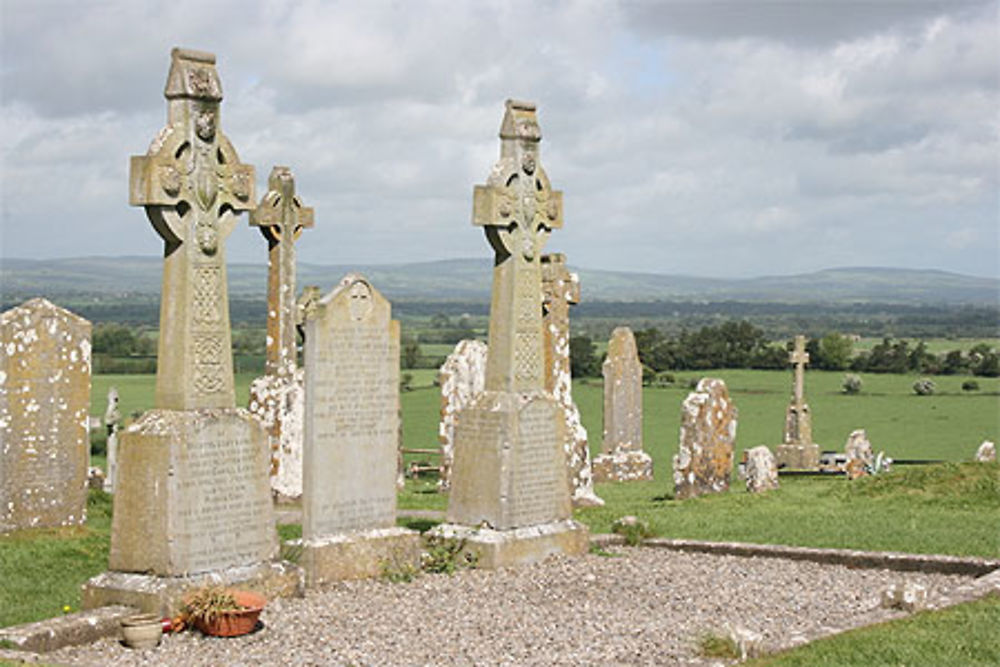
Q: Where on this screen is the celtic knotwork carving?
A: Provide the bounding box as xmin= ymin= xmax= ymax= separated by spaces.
xmin=192 ymin=332 xmax=225 ymax=395
xmin=193 ymin=266 xmax=221 ymax=323
xmin=514 ymin=331 xmax=542 ymax=383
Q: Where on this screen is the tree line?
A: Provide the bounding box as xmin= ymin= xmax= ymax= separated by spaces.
xmin=569 ymin=321 xmax=999 ymax=378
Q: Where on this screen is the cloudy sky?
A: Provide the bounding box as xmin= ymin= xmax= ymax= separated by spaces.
xmin=1 ymin=0 xmax=997 ymax=279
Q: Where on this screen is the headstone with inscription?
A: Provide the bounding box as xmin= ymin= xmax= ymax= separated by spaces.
xmin=103 ymin=386 xmax=121 ymax=493
xmin=0 ymin=298 xmax=91 ymax=533
xmin=83 ymin=48 xmax=297 ymax=616
xmin=592 ymin=327 xmax=653 ymax=483
xmin=247 ymin=166 xmax=313 ymax=501
xmin=673 ymin=378 xmax=737 ymax=499
xmin=775 ymin=335 xmax=820 ymax=469
xmin=541 ymin=253 xmax=603 ymax=506
xmin=431 ymin=100 xmax=588 ymax=568
xmin=293 ymin=274 xmax=419 ymax=585
xmin=437 ymin=339 xmax=488 ymax=492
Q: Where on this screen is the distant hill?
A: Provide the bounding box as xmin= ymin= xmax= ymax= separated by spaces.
xmin=1 ymin=256 xmax=997 ymax=306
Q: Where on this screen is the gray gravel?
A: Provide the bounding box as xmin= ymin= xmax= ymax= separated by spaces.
xmin=47 ymin=548 xmax=971 ymax=666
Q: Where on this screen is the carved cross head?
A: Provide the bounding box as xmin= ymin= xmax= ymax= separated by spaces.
xmin=130 ymin=47 xmax=254 ymax=254
xmin=789 ymin=335 xmax=810 ymax=367
xmin=473 ymin=100 xmax=563 ymax=263
xmin=250 ymin=166 xmax=315 ymax=245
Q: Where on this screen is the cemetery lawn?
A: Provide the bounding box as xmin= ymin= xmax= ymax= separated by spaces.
xmin=745 ymin=593 xmax=1000 ymax=666
xmin=2 ymin=369 xmax=983 ymax=630
xmin=0 ymin=491 xmax=112 ymax=628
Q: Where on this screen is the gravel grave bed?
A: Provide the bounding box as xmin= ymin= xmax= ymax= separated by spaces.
xmin=47 ymin=548 xmax=972 ymax=666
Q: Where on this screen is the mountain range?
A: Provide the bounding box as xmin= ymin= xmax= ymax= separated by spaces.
xmin=1 ymin=256 xmax=997 ymax=306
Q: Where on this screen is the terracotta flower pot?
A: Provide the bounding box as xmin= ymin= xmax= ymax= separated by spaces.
xmin=121 ymin=613 xmax=163 ymax=649
xmin=193 ymin=590 xmax=266 ymax=637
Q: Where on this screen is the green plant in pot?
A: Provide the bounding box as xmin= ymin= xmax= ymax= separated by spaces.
xmin=180 ymin=586 xmax=266 ymax=637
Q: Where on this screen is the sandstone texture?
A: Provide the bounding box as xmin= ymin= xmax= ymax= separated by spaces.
xmin=674 ymin=378 xmax=737 ymax=500
xmin=1 ymin=298 xmax=91 ymax=533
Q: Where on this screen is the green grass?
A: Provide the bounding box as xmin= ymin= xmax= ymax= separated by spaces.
xmin=0 ymin=491 xmax=113 ymax=628
xmin=3 ymin=366 xmax=993 ymax=631
xmin=747 ymin=594 xmax=1000 ymax=666
xmin=578 ymin=464 xmax=1000 ymax=557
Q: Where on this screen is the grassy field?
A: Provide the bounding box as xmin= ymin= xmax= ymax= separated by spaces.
xmin=853 ymin=337 xmax=999 ymax=355
xmin=4 ymin=367 xmax=995 ymax=636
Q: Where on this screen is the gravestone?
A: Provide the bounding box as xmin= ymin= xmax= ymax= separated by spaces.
xmin=0 ymin=298 xmax=91 ymax=533
xmin=247 ymin=166 xmax=313 ymax=500
xmin=432 ymin=100 xmax=588 ymax=567
xmin=437 ymin=339 xmax=488 ymax=492
xmin=844 ymin=428 xmax=874 ymax=479
xmin=975 ymin=440 xmax=996 ymax=463
xmin=103 ymin=387 xmax=121 ymax=493
xmin=592 ymin=327 xmax=653 ymax=483
xmin=744 ymin=446 xmax=778 ymax=493
xmin=83 ymin=48 xmax=297 ymax=616
xmin=541 ymin=253 xmax=603 ymax=507
xmin=673 ymin=378 xmax=737 ymax=499
xmin=775 ymin=335 xmax=820 ymax=469
xmin=293 ymin=274 xmax=419 ymax=585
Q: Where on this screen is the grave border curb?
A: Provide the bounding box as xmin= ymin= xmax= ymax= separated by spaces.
xmin=590 ymin=533 xmax=1000 ymax=576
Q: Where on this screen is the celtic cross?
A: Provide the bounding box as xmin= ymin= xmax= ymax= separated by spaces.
xmin=250 ymin=166 xmax=314 ymax=378
xmin=129 ymin=48 xmax=255 ymax=410
xmin=789 ymin=335 xmax=810 ymax=408
xmin=473 ymin=100 xmax=563 ymax=394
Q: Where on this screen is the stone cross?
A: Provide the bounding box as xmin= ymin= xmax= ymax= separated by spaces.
xmin=540 ymin=252 xmax=579 ymax=394
xmin=250 ymin=166 xmax=314 ymax=378
xmin=789 ymin=335 xmax=809 ymax=408
xmin=472 ymin=100 xmax=563 ymax=394
xmin=129 ymin=48 xmax=255 ymax=410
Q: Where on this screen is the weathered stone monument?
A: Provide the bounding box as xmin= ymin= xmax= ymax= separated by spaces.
xmin=83 ymin=48 xmax=296 ymax=615
xmin=975 ymin=440 xmax=996 ymax=463
xmin=775 ymin=335 xmax=820 ymax=469
xmin=0 ymin=298 xmax=91 ymax=533
xmin=432 ymin=100 xmax=588 ymax=567
xmin=293 ymin=274 xmax=419 ymax=585
xmin=437 ymin=339 xmax=488 ymax=492
xmin=247 ymin=166 xmax=313 ymax=500
xmin=673 ymin=378 xmax=737 ymax=499
xmin=744 ymin=446 xmax=779 ymax=493
xmin=103 ymin=386 xmax=121 ymax=493
xmin=541 ymin=254 xmax=603 ymax=506
xmin=592 ymin=327 xmax=653 ymax=483
xmin=844 ymin=428 xmax=874 ymax=479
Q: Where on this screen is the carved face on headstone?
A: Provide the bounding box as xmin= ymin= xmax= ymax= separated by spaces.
xmin=196 ymin=220 xmax=218 ymax=255
xmin=195 ymin=110 xmax=216 ymax=142
xmin=348 ymin=281 xmax=373 ymax=322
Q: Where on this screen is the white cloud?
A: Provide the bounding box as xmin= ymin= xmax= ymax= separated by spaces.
xmin=1 ymin=0 xmax=996 ymax=279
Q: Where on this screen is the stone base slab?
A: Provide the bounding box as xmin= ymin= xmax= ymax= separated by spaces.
xmin=0 ymin=605 xmax=136 ymax=653
xmin=429 ymin=520 xmax=589 ymax=569
xmin=81 ymin=561 xmax=303 ymax=618
xmin=592 ymin=450 xmax=654 ymax=483
xmin=294 ymin=527 xmax=421 ymax=587
xmin=775 ymin=443 xmax=820 ymax=470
